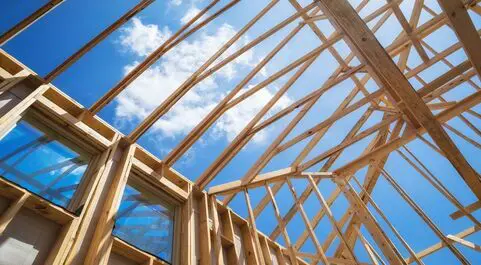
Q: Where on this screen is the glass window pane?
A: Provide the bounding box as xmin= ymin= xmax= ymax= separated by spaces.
xmin=0 ymin=120 xmax=89 ymax=208
xmin=113 ymin=181 xmax=175 ymax=263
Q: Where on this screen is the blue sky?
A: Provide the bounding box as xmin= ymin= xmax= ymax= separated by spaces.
xmin=2 ymin=0 xmax=481 ymax=263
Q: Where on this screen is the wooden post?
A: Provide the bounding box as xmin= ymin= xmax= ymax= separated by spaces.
xmin=244 ymin=189 xmax=266 ymax=265
xmin=180 ymin=184 xmax=195 ymax=265
xmin=209 ymin=195 xmax=225 ymax=265
xmin=84 ymin=143 xmax=136 ymax=265
xmin=0 ymin=84 xmax=49 ymax=137
xmin=60 ymin=134 xmax=122 ymax=264
xmin=0 ymin=192 xmax=29 ymax=234
xmin=198 ymin=192 xmax=212 ymax=265
xmin=221 ymin=209 xmax=240 ymax=264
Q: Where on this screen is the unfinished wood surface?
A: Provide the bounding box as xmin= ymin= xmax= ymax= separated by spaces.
xmin=0 ymin=0 xmax=65 ymax=46
xmin=317 ymin=0 xmax=481 ymax=202
xmin=0 ymin=192 xmax=28 ymax=234
xmin=244 ymin=189 xmax=266 ymax=265
xmin=84 ymin=143 xmax=136 ymax=265
xmin=1 ymin=0 xmax=481 ymax=264
xmin=43 ymin=0 xmax=154 ymax=82
xmin=337 ymin=179 xmax=406 ymax=265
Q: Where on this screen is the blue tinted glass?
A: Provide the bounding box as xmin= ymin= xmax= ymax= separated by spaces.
xmin=113 ymin=183 xmax=174 ymax=263
xmin=0 ymin=120 xmax=88 ymax=208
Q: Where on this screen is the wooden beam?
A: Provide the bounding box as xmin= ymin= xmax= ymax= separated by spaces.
xmin=209 ymin=196 xmax=225 ymax=265
xmin=84 ymin=143 xmax=136 ymax=265
xmin=406 ymin=226 xmax=480 ymax=263
xmin=450 ymin=201 xmax=481 ymax=220
xmin=0 ymin=69 xmax=29 ymax=94
xmin=428 ymin=101 xmax=457 ymax=110
xmin=350 ymin=175 xmax=425 ymax=265
xmin=381 ymin=170 xmax=470 ymax=264
xmin=0 ymin=84 xmax=49 ymax=138
xmin=447 ymin=235 xmax=481 ymax=252
xmin=285 ymin=178 xmax=331 ymax=265
xmin=336 ymin=179 xmax=406 ymax=265
xmin=208 ymin=168 xmax=334 ymax=196
xmin=386 ymin=0 xmax=429 ymax=62
xmin=335 ymin=88 xmax=481 ymax=178
xmin=128 ymin=0 xmax=279 ymax=141
xmin=0 ymin=192 xmax=29 ymax=234
xmin=317 ymin=0 xmax=481 ymax=201
xmin=0 ymin=0 xmax=65 ymax=46
xmin=272 ymin=108 xmax=374 ymax=246
xmin=196 ymin=45 xmax=321 ymax=190
xmin=307 ymin=175 xmax=359 ymax=264
xmin=87 ymin=0 xmax=226 ymax=114
xmin=43 ymin=0 xmax=154 ymax=82
xmin=208 ymin=167 xmax=296 ymax=195
xmin=355 ymin=227 xmax=382 ymax=265
xmin=333 ymin=117 xmax=398 ymax=260
xmin=224 ymin=4 xmax=452 ymax=212
xmin=395 ymin=147 xmax=481 ymax=228
xmin=244 ymin=189 xmax=266 ymax=265
xmin=265 ymin=184 xmax=299 ymax=265
xmin=437 ymin=0 xmax=481 ymax=80
xmin=131 ymin=158 xmax=188 ymax=201
xmin=162 ymin=5 xmax=321 ymax=167
xmin=198 ymin=193 xmax=212 ymax=265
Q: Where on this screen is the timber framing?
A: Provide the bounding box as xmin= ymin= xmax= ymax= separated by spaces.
xmin=1 ymin=0 xmax=481 ymax=264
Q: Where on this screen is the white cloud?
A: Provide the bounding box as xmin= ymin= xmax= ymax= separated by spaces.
xmin=119 ymin=18 xmax=172 ymax=57
xmin=115 ymin=16 xmax=291 ymax=145
xmin=181 ymin=6 xmax=207 ymax=25
xmin=170 ymin=0 xmax=182 ymax=6
xmin=215 ymin=87 xmax=292 ymax=142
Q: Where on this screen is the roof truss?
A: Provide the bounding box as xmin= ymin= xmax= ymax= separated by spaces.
xmin=2 ymin=0 xmax=481 ymax=263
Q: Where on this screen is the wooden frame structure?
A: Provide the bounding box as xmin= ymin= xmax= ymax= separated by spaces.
xmin=1 ymin=0 xmax=481 ymax=264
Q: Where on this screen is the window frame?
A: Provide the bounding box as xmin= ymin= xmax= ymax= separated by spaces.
xmin=111 ymin=163 xmax=184 ymax=264
xmin=0 ymin=109 xmax=99 ymax=214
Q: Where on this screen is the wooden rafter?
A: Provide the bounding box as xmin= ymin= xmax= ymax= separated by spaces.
xmin=1 ymin=0 xmax=481 ymax=264
xmin=316 ymin=0 xmax=481 ymax=202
